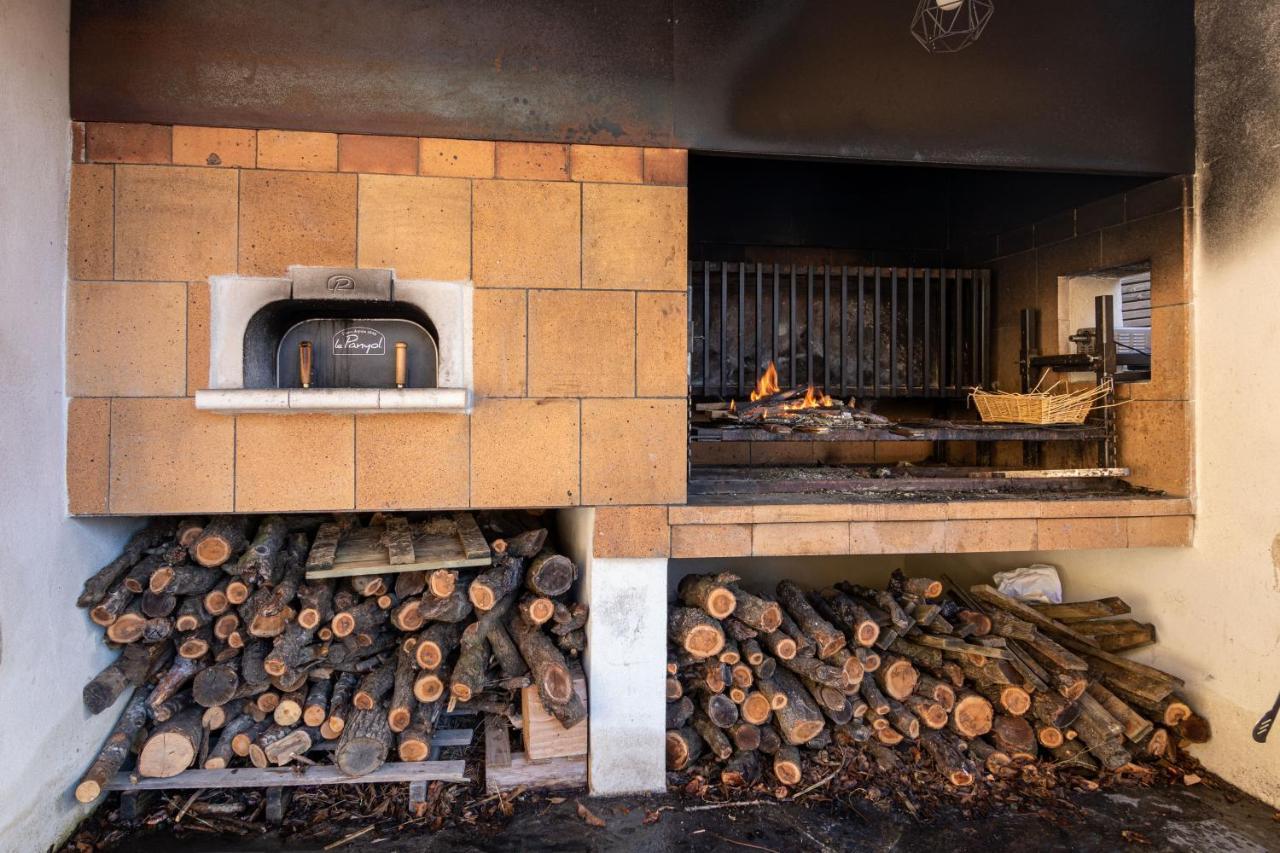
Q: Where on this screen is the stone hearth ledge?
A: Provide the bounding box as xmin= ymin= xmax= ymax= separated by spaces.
xmin=195 ymin=387 xmax=470 ymax=414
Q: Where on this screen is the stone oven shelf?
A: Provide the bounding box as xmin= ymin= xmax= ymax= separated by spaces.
xmin=194 ymin=387 xmax=470 ymax=414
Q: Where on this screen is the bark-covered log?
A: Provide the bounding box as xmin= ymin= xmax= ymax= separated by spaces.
xmin=303 ymin=678 xmax=332 ymax=727
xmin=75 ymin=689 xmax=152 ymax=802
xmin=517 ymin=593 xmax=555 ymax=626
xmin=525 ymin=549 xmax=575 ymax=597
xmin=509 ymin=613 xmax=587 ymax=728
xmin=488 ymin=622 xmax=528 ymax=680
xmin=296 ymin=582 xmax=334 ymax=630
xmin=353 ymin=659 xmax=397 ymax=711
xmin=191 ymin=516 xmax=250 ymax=568
xmin=336 ymin=707 xmax=394 ymax=777
xmin=137 ymin=707 xmax=204 ymax=778
xmin=666 ymin=726 xmax=703 ymax=770
xmin=398 ymin=696 xmax=445 ymax=762
xmin=83 ymin=643 xmax=171 ymax=715
xmin=725 ymin=585 xmax=782 ymax=632
xmin=263 ymin=620 xmax=319 ymax=677
xmin=236 ymin=515 xmax=289 ymax=585
xmin=677 ymin=573 xmax=738 ymax=620
xmin=989 ymin=714 xmax=1037 ymax=757
xmin=412 ymin=622 xmax=461 ymax=670
xmin=666 ymin=696 xmax=695 ymax=729
xmin=692 ymin=712 xmax=732 ymax=760
xmin=760 ymin=630 xmax=797 ymax=661
xmin=149 ymin=563 xmax=220 ymax=597
xmin=772 ymin=745 xmax=803 ymax=785
xmin=204 ymin=713 xmax=258 ymax=769
xmin=817 ymin=589 xmax=881 ymax=648
xmin=192 ymin=662 xmax=240 ymax=708
xmin=450 ymin=634 xmax=489 ymax=703
xmin=777 ymin=580 xmax=846 ymax=658
xmin=470 ymin=555 xmax=524 ymax=611
xmin=721 ymin=750 xmax=760 ymax=787
xmin=874 ymin=655 xmax=919 ymax=701
xmin=948 ymin=692 xmax=994 ymax=738
xmin=770 ymin=669 xmax=826 ymax=745
xmin=331 ymin=598 xmax=385 ymax=639
xmin=668 ymin=607 xmax=726 ymax=659
xmin=921 ymin=731 xmax=976 ymax=786
xmin=324 ymin=671 xmax=359 ymax=737
xmin=416 ymin=590 xmax=473 ymax=623
xmin=77 ymin=519 xmax=173 ymax=607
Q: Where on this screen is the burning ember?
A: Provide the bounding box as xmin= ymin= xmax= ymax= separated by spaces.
xmin=743 ymin=361 xmax=835 ymax=411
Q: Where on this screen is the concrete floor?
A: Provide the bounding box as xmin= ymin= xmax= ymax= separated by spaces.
xmin=116 ymin=782 xmax=1279 ymax=853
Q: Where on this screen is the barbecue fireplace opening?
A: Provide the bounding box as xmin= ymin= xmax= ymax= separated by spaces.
xmin=686 ymin=154 xmax=1188 ymax=504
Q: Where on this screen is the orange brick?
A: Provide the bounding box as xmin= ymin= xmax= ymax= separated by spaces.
xmin=569 ymin=145 xmax=643 ymax=183
xmin=71 ymin=121 xmax=87 ymax=162
xmin=67 ymin=398 xmax=110 ymax=514
xmin=1117 ymin=400 xmax=1192 ymax=495
xmin=671 ymin=524 xmax=752 ymax=558
xmin=115 ymin=165 xmax=238 ymax=280
xmin=946 ymin=501 xmax=1044 ymax=520
xmin=1036 ymin=517 xmax=1127 ymax=551
xmin=68 ymin=164 xmax=113 ymax=280
xmin=752 ymin=522 xmax=850 ymax=556
xmin=1127 ymin=515 xmax=1193 ymax=548
xmin=257 ymin=129 xmax=338 ymax=171
xmin=643 ymin=148 xmax=687 ymax=185
xmin=495 ymin=142 xmax=569 ymax=180
xmin=109 ymin=399 xmax=234 ymax=513
xmin=528 ymin=290 xmax=634 ymax=397
xmin=667 ymin=505 xmax=753 ymax=525
xmin=945 ymin=519 xmax=1038 ymax=553
xmin=582 ymin=399 xmax=686 ymax=505
xmin=473 ymin=179 xmax=580 ymax=288
xmin=872 ymin=504 xmax=949 ymax=521
xmin=813 ymin=442 xmax=877 ymax=464
xmin=751 ymin=504 xmax=852 ymax=524
xmin=874 ymin=441 xmax=932 ymax=462
xmin=339 ymin=134 xmax=418 ymax=175
xmin=419 ymin=138 xmax=495 ymax=178
xmin=750 ymin=443 xmax=814 ymax=465
xmin=86 ymin=122 xmax=171 ymax=164
xmin=67 ymin=282 xmax=187 ymax=397
xmin=471 ymin=398 xmax=580 ymax=507
xmin=1102 ymin=209 xmax=1188 ymax=308
xmin=236 ymin=415 xmax=354 ymax=511
xmin=582 ymin=183 xmax=686 ymax=290
xmin=172 ymin=126 xmax=256 ymax=168
xmin=356 ymin=174 xmax=470 ymax=279
xmin=593 ymin=506 xmax=670 ymax=558
xmin=356 ymin=414 xmax=469 ymax=509
xmin=187 ymin=282 xmax=210 ymax=395
xmin=636 ymin=292 xmax=686 ymax=396
xmin=849 ymin=520 xmax=947 ymax=554
xmin=689 ymin=442 xmax=750 ymax=465
xmin=472 ymin=289 xmax=527 ymax=397
xmin=239 ymin=170 xmax=357 ymax=276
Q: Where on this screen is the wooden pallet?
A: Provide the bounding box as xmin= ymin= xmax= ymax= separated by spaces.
xmin=305 ymin=512 xmax=491 ymax=580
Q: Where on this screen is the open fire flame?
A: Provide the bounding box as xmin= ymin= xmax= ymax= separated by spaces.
xmin=743 ymin=361 xmax=835 ymax=411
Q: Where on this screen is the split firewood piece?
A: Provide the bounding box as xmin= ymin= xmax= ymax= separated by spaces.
xmin=204 ymin=713 xmax=257 ymax=769
xmin=263 ymin=726 xmax=315 ymax=766
xmin=772 ymin=745 xmax=803 ymax=785
xmin=398 ymin=696 xmax=445 ymax=761
xmin=692 ymin=712 xmax=733 ymax=760
xmin=77 ymin=519 xmax=173 ymax=607
xmin=721 ymin=750 xmax=761 ymax=787
xmin=76 ymin=689 xmax=152 ymax=802
xmin=1072 ymin=619 xmax=1156 ymax=652
xmin=771 ymin=669 xmax=826 ymax=745
xmin=416 ymin=590 xmax=473 ymax=623
xmin=525 ymin=549 xmax=576 ymax=597
xmin=666 ymin=726 xmax=703 ymax=770
xmin=509 ymin=613 xmax=587 ymax=729
xmin=518 ymin=593 xmax=555 ymax=626
xmin=668 ymin=607 xmax=726 ymax=659
xmin=83 ymin=642 xmax=172 ymax=715
xmin=777 ymin=580 xmax=846 ymax=658
xmin=336 ymin=707 xmax=394 ymax=777
xmin=969 ymin=584 xmax=1099 ymax=648
xmin=948 ymin=692 xmax=995 ymax=738
xmin=354 ymin=659 xmax=397 ymax=711
xmin=725 ymin=585 xmax=783 ymax=632
xmin=192 ymin=662 xmax=241 ymax=708
xmin=191 ymin=516 xmax=250 ymax=568
xmin=921 ymin=731 xmax=977 ymax=786
xmin=248 ymin=724 xmax=294 ymax=768
xmin=678 ymin=572 xmax=738 ymax=619
xmin=137 ymin=707 xmax=204 ymax=778
xmin=1030 ymin=596 xmax=1131 ymax=623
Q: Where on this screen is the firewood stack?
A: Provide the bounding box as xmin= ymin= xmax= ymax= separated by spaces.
xmin=666 ymin=571 xmax=1208 ymax=791
xmin=73 ymin=512 xmax=588 ymax=803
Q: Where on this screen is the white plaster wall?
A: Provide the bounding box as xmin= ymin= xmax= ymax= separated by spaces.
xmin=0 ymin=1 xmax=135 ymax=848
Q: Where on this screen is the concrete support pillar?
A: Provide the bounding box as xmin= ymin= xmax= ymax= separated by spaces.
xmin=557 ymin=509 xmax=667 ymax=795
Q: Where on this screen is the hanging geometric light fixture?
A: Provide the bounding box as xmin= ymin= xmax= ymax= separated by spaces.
xmin=911 ymin=0 xmax=994 ymax=54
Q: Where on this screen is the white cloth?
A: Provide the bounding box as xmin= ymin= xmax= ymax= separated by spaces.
xmin=992 ymin=564 xmax=1063 ymax=604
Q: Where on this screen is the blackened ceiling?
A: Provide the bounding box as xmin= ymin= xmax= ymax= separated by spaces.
xmin=71 ymin=0 xmax=1193 ymax=174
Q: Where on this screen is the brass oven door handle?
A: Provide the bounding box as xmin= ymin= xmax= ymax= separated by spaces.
xmin=298 ymin=341 xmax=313 ymax=389
xmin=395 ymin=341 xmax=408 ymax=388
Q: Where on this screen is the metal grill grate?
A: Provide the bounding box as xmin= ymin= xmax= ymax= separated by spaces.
xmin=689 ymin=262 xmax=991 ymax=400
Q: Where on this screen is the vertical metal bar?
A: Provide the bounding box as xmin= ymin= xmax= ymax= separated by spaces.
xmin=755 ymin=263 xmax=763 ymax=384
xmin=955 ymin=269 xmax=964 ymax=391
xmin=981 ymin=270 xmax=991 ymax=387
xmin=890 ymin=267 xmax=899 ymax=394
xmin=840 ymin=266 xmax=848 ymax=398
xmin=719 ymin=262 xmax=727 ymax=398
xmin=856 ymin=268 xmax=865 ymax=396
xmin=970 ymin=270 xmax=979 ymax=387
xmin=1096 ymin=294 xmax=1118 ymax=467
xmin=939 ymin=269 xmax=948 ymax=395
xmin=737 ymin=263 xmax=745 ymax=396
xmin=923 ymin=268 xmax=932 ymax=394
xmin=789 ymin=266 xmax=797 ymax=388
xmin=823 ymin=266 xmax=830 ymax=392
xmin=806 ymin=265 xmax=815 ymax=388
xmin=906 ymin=268 xmax=915 ymax=393
xmin=873 ymin=267 xmax=881 ymax=396
xmin=772 ymin=264 xmax=780 ymax=375
xmin=701 ymin=263 xmax=710 ymax=397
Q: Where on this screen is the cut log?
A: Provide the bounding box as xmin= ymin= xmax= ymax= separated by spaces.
xmin=989 ymin=714 xmax=1037 ymax=757
xmin=859 ymin=677 xmax=892 ymax=716
xmin=177 ymin=624 xmax=213 ymax=659
xmin=468 ymin=556 xmax=523 ymax=612
xmin=354 ymin=659 xmax=397 ymax=711
xmin=149 ymin=563 xmax=220 ymax=596
xmin=772 ymin=745 xmax=803 ymax=785
xmin=728 ymin=722 xmax=761 ymax=752
xmin=204 ymin=713 xmax=258 ymax=769
xmin=948 ymin=692 xmax=994 ymax=738
xmin=1037 ymin=725 xmax=1064 ymax=749
xmin=77 ymin=519 xmax=173 ymax=607
xmin=517 ymin=593 xmax=555 ymax=626
xmin=777 ymin=580 xmax=846 ymax=658
xmin=140 ymin=591 xmax=177 ymax=619
xmin=666 ymin=696 xmax=695 ymax=729
xmin=915 ymin=675 xmax=956 ymax=712
xmin=192 ymin=662 xmax=240 ymax=708
xmin=668 ymin=607 xmax=726 ymax=659
xmin=303 ymin=678 xmax=332 ymax=728
xmin=273 ymin=690 xmax=306 ymax=727
xmin=191 ymin=516 xmax=250 ymax=568
xmin=398 ymin=697 xmax=444 ymax=762
xmin=903 ymin=694 xmax=949 ymax=730
xmin=770 ymin=669 xmax=826 ymax=745
xmin=721 ymin=750 xmax=760 ymax=787
xmin=450 ymin=634 xmax=489 ymax=703
xmin=413 ymin=671 xmax=446 ymax=703
xmin=725 ymin=585 xmax=783 ymax=632
xmin=76 ymin=689 xmax=152 ymax=802
xmin=975 ymin=682 xmax=1032 ymax=717
xmin=147 ymin=656 xmax=204 ymax=716
xmin=325 ymin=671 xmax=359 ymax=736
xmin=89 ymin=579 xmax=135 ymax=627
xmin=415 ymin=590 xmax=473 ymax=623
xmin=1087 ymin=682 xmax=1154 ymax=744
xmin=1051 ymin=738 xmax=1100 ymax=772
xmin=83 ymin=643 xmax=172 ymax=715
xmin=817 ymin=590 xmax=881 ymax=648
xmin=509 ymin=614 xmax=586 ymax=728
xmin=761 ymin=630 xmax=797 ymax=661
xmin=296 ymin=583 xmax=334 ymax=631
xmin=874 ymin=655 xmax=919 ymax=701
xmin=678 ymin=573 xmax=738 ymax=620
xmin=694 ymin=689 xmax=739 ymax=729
xmin=666 ymin=726 xmax=703 ymax=770
xmin=137 ymin=707 xmax=204 ymax=778
xmin=692 ymin=713 xmax=733 ymax=760
xmin=921 ymin=731 xmax=976 ymax=786
xmin=1072 ymin=619 xmax=1156 ymax=652
xmin=335 ymin=707 xmax=394 ymax=776
xmin=525 ymin=549 xmax=576 ymax=597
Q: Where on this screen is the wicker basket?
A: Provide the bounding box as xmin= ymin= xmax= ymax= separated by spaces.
xmin=970 ymin=380 xmax=1112 ymax=426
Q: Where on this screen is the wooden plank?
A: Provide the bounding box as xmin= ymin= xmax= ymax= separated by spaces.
xmin=454 ymin=512 xmax=492 ymax=560
xmin=383 ymin=516 xmax=416 ymax=565
xmin=521 ymin=676 xmax=588 ymax=762
xmin=484 ymin=714 xmax=512 ymax=769
xmin=1031 ymin=597 xmax=1132 ymax=623
xmin=910 ymin=634 xmax=1013 ymax=660
xmin=970 ymin=467 xmax=1130 ymax=480
xmin=306 ymin=525 xmax=492 ymax=580
xmin=104 ymin=760 xmax=468 ymax=791
xmin=968 ymin=585 xmax=1100 ymax=648
xmin=485 ymin=753 xmax=586 ymax=795
xmin=305 ymin=522 xmax=342 ymax=570
xmin=1055 ymin=632 xmax=1184 ymax=688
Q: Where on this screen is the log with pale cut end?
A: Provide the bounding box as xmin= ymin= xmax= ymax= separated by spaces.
xmin=123 ymin=555 xmax=164 ymax=595
xmin=175 ymin=517 xmax=205 ymax=547
xmin=967 ymin=737 xmax=1014 ymax=777
xmin=667 ymin=696 xmax=695 ymax=729
xmin=351 ymin=573 xmax=387 ymax=598
xmin=203 ymin=712 xmax=257 ymax=769
xmin=173 ymin=596 xmax=212 ymax=633
xmin=226 ymin=578 xmax=252 ymax=606
xmin=149 ymin=563 xmax=220 ymax=597
xmin=389 ymin=598 xmax=424 ymax=632
xmin=525 ymin=549 xmax=575 ymax=597
xmin=668 ymin=607 xmax=726 ymax=659
xmin=192 ymin=662 xmax=240 ymax=708
xmin=147 ymin=656 xmax=204 ymax=717
xmin=177 ymin=624 xmax=213 ymax=659
xmin=450 ymin=634 xmax=489 ymax=702
xmin=666 ymin=677 xmax=683 ymax=701
xmin=678 ymin=573 xmax=738 ymax=620
xmin=517 ymin=593 xmax=555 ymax=626
xmin=818 ymin=590 xmax=881 ymax=648
xmin=739 ymin=691 xmax=772 ymax=725
xmin=1143 ymin=727 xmax=1172 ymax=760
xmin=772 ymin=745 xmax=803 ymax=785
xmin=191 ymin=515 xmax=250 ymax=568
xmin=231 ymin=719 xmax=271 ymax=756
xmin=336 ymin=707 xmax=394 ymax=777
xmin=78 ymin=519 xmax=173 ymax=608
xmin=948 ymin=692 xmax=994 ymax=738
xmin=901 ymin=576 xmax=944 ymax=599
xmin=248 ymin=723 xmax=294 ymax=768
xmin=854 ymin=647 xmax=881 ymax=674
xmin=921 ymin=731 xmax=976 ymax=786
xmin=777 ymin=580 xmax=846 ymax=658
xmin=770 ymin=669 xmax=826 ymax=745
xmin=264 ymin=621 xmax=318 ymax=677
xmin=730 ymin=662 xmax=753 ymax=690
xmin=859 ymin=677 xmax=891 ymax=716
xmin=272 ymin=690 xmax=306 ymax=726
xmin=725 ymin=585 xmax=783 ymax=632
xmin=875 ymin=724 xmax=904 ymax=746
xmin=303 ymin=678 xmax=332 ymax=728
xmin=413 ymin=622 xmax=462 ymax=670
xmin=915 ymin=675 xmax=956 ymax=712
xmin=264 ymin=727 xmax=315 ymax=766
xmin=692 ymin=712 xmax=733 ymax=760
xmin=955 ymin=610 xmax=993 ymax=637
xmin=666 ymin=726 xmax=703 ymax=770
xmin=137 ymin=707 xmax=204 ymax=778
xmin=823 ymin=648 xmax=863 ymax=687
xmin=76 ymin=689 xmax=151 ymax=802
xmin=721 ymin=750 xmax=760 ymax=787
xmin=761 ymin=630 xmax=797 ymax=661
xmin=83 ymin=642 xmax=171 ymax=715
xmin=884 ymin=699 xmax=920 ymax=739
xmin=398 ymin=697 xmax=444 ymax=762
xmin=1037 ymin=725 xmax=1065 ymax=749
xmin=105 ymin=602 xmax=147 ymax=644
xmin=989 ymin=714 xmax=1037 ymax=757
xmin=296 ymin=582 xmax=333 ymax=630
xmin=903 ymin=694 xmax=949 ymax=730
xmin=740 ymin=638 xmax=765 ymax=666
xmin=975 ymin=682 xmax=1031 ymax=717
xmin=469 ymin=556 xmax=523 ymax=612
xmin=414 ymin=671 xmax=446 ymax=703
xmin=325 ymin=671 xmax=359 ymax=736
xmin=89 ymin=579 xmax=135 ymax=627
xmin=874 ymin=654 xmax=918 ymax=701
xmin=331 ymin=598 xmax=385 ymax=639
xmin=354 ymin=659 xmax=396 ymax=711
xmin=1156 ymin=695 xmax=1194 ymax=727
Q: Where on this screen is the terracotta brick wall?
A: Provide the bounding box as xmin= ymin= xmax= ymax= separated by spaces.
xmin=984 ymin=177 xmax=1193 ymax=496
xmin=66 ymin=122 xmax=689 ymax=515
